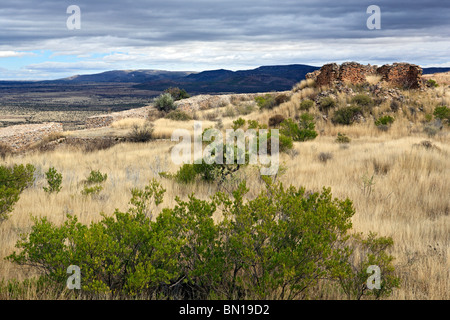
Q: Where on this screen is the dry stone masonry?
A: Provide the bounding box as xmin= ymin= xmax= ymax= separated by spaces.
xmin=306 ymin=62 xmax=423 ymax=89
xmin=85 ymin=106 xmax=150 ymax=129
xmin=0 ymin=122 xmax=63 ymax=151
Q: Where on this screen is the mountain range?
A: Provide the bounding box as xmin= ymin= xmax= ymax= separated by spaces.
xmin=1 ymin=64 xmax=449 ymax=95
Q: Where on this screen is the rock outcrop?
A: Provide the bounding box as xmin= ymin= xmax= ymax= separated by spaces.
xmin=306 ymin=62 xmax=423 ymax=89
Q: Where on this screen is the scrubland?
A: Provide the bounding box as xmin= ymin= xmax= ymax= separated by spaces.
xmin=0 ymin=77 xmax=449 ymax=299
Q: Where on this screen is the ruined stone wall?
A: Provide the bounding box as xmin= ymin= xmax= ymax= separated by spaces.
xmin=85 ymin=106 xmax=150 ymax=129
xmin=306 ymin=62 xmax=422 ymax=89
xmin=376 ymin=63 xmax=423 ymax=89
xmin=0 ymin=122 xmax=63 ymax=151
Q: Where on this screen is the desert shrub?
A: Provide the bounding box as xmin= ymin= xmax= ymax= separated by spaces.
xmin=319 ymin=96 xmax=336 ymax=112
xmin=127 ymin=123 xmax=154 ymax=143
xmin=8 ymin=178 xmax=399 ymax=300
xmin=154 ymin=93 xmax=176 ymax=112
xmin=332 ymin=106 xmax=363 ymax=125
xmin=423 ymin=121 xmax=442 ymax=137
xmin=165 ymin=110 xmax=193 ymax=121
xmin=336 ymin=133 xmax=351 ymax=144
xmin=375 ymin=115 xmax=395 ymax=131
xmin=204 ymin=109 xmax=220 ymax=121
xmin=277 ymin=134 xmax=294 ymax=152
xmin=268 ymin=114 xmax=285 ymax=127
xmin=275 ymin=93 xmax=290 ymax=106
xmin=175 ymin=164 xmax=198 ymax=184
xmin=223 ymin=106 xmax=236 ymax=117
xmin=164 ymin=87 xmax=190 ymax=101
xmin=255 ymin=94 xmax=276 ymax=110
xmin=352 ymin=94 xmax=373 ymax=107
xmin=318 ymin=152 xmax=333 ymax=163
xmin=300 ymin=99 xmax=314 ymax=111
xmin=232 ymin=117 xmax=246 ymax=130
xmin=235 ymin=103 xmax=255 ymax=116
xmin=375 ymin=115 xmax=395 ymax=126
xmin=0 ymin=164 xmax=35 ymax=222
xmin=426 ymin=79 xmax=439 ymax=88
xmin=280 ymin=114 xmax=318 ymax=142
xmin=390 ymin=99 xmax=402 ymax=112
xmin=433 ymin=105 xmax=450 ymax=123
xmin=43 ymin=167 xmax=62 ymax=194
xmin=0 ymin=143 xmax=12 ymax=160
xmin=81 ymin=170 xmax=108 ymax=196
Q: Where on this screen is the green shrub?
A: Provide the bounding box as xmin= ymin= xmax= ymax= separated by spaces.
xmin=154 ymin=93 xmax=176 ymax=112
xmin=336 ymin=133 xmax=351 ymax=144
xmin=331 ymin=106 xmax=363 ymax=125
xmin=426 ymin=79 xmax=438 ymax=88
xmin=300 ymin=99 xmax=314 ymax=111
xmin=164 ymin=87 xmax=190 ymax=101
xmin=165 ymin=110 xmax=193 ymax=121
xmin=81 ymin=185 xmax=104 ymax=196
xmin=81 ymin=170 xmax=108 ymax=196
xmin=319 ymin=96 xmax=336 ymax=112
xmin=255 ymin=94 xmax=276 ymax=110
xmin=352 ymin=94 xmax=373 ymax=107
xmin=232 ymin=117 xmax=246 ymax=130
xmin=43 ymin=167 xmax=62 ymax=194
xmin=278 ymin=134 xmax=294 ymax=152
xmin=375 ymin=115 xmax=395 ymax=126
xmin=280 ymin=114 xmax=318 ymax=142
xmin=7 ymin=178 xmax=399 ymax=300
xmin=175 ymin=164 xmax=198 ymax=184
xmin=433 ymin=105 xmax=450 ymax=122
xmin=85 ymin=170 xmax=108 ymax=185
xmin=0 ymin=164 xmax=35 ymax=222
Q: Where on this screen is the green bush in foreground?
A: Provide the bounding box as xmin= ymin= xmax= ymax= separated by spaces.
xmin=0 ymin=164 xmax=35 ymax=223
xmin=7 ymin=178 xmax=399 ymax=300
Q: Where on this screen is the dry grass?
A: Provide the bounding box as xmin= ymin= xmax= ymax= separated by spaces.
xmin=0 ymin=83 xmax=449 ymax=300
xmin=422 ymin=72 xmax=450 ymax=86
xmin=366 ymin=74 xmax=383 ymax=85
xmin=110 ymin=118 xmax=147 ymax=129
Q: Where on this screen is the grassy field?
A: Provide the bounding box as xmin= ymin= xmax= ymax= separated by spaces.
xmin=0 ymin=78 xmax=449 ymax=299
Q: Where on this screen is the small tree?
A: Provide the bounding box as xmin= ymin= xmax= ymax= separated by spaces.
xmin=43 ymin=167 xmax=62 ymax=194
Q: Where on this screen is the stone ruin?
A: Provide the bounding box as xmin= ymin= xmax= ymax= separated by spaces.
xmin=0 ymin=122 xmax=63 ymax=152
xmin=306 ymin=62 xmax=423 ymax=89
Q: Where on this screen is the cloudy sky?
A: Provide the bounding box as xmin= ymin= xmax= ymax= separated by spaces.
xmin=0 ymin=0 xmax=449 ymax=80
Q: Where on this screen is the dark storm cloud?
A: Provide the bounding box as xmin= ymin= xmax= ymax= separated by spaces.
xmin=0 ymin=0 xmax=449 ymax=79
xmin=1 ymin=0 xmax=449 ymax=47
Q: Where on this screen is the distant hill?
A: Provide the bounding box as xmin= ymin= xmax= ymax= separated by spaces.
xmin=2 ymin=64 xmax=448 ymax=96
xmin=422 ymin=67 xmax=450 ymax=74
xmin=58 ymin=70 xmax=195 ymax=83
xmin=134 ymin=64 xmax=320 ymax=93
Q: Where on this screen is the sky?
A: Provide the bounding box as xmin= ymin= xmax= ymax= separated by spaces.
xmin=0 ymin=0 xmax=449 ymax=80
